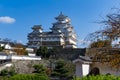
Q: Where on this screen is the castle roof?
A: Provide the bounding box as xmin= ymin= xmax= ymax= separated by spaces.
xmin=55 ymin=12 xmax=68 ymax=20
xmin=32 ymin=25 xmax=43 ymax=30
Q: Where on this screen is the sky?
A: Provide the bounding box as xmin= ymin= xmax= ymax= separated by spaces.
xmin=0 ymin=0 xmax=120 ymax=47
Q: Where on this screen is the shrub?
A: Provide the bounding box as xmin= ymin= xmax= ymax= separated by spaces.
xmin=33 ymin=64 xmax=47 ymax=74
xmin=72 ymin=75 xmax=120 ymax=80
xmin=8 ymin=74 xmax=50 ymax=80
xmin=0 ymin=69 xmax=9 ymax=76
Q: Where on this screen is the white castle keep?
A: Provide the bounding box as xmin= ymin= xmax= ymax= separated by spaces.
xmin=27 ymin=12 xmax=77 ymax=49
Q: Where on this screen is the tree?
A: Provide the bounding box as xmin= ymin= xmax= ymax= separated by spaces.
xmin=86 ymin=12 xmax=120 ymax=46
xmin=48 ymin=48 xmax=59 ymax=59
xmin=33 ymin=64 xmax=47 ymax=74
xmin=13 ymin=43 xmax=26 ymax=55
xmin=51 ymin=59 xmax=69 ymax=79
xmin=36 ymin=46 xmax=48 ymax=58
xmin=24 ymin=51 xmax=28 ymax=55
xmin=102 ymin=14 xmax=120 ymax=41
xmin=0 ymin=45 xmax=4 ymax=52
xmin=89 ymin=40 xmax=111 ymax=48
xmin=0 ymin=68 xmax=16 ymax=76
xmin=86 ymin=9 xmax=120 ymax=69
xmin=0 ymin=69 xmax=8 ymax=76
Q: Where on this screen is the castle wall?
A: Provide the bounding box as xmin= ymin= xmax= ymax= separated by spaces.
xmin=91 ymin=62 xmax=120 ymax=76
xmin=55 ymin=48 xmax=86 ymax=60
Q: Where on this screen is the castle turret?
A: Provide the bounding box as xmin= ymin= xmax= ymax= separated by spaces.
xmin=27 ymin=25 xmax=43 ymax=48
xmin=32 ymin=25 xmax=43 ymax=33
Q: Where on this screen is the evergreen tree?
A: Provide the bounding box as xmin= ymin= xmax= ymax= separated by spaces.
xmin=51 ymin=60 xmax=69 ymax=79
xmin=36 ymin=46 xmax=48 ymax=58
xmin=33 ymin=64 xmax=47 ymax=74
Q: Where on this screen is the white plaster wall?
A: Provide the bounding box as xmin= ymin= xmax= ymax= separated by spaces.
xmin=28 ymin=53 xmax=36 ymax=56
xmin=5 ymin=63 xmax=13 ymax=67
xmin=26 ymin=48 xmax=34 ymax=52
xmin=11 ymin=55 xmax=41 ymax=60
xmin=0 ymin=55 xmax=8 ymax=60
xmin=82 ymin=64 xmax=90 ymax=76
xmin=5 ymin=44 xmax=11 ymax=49
xmin=0 ymin=55 xmax=41 ymax=61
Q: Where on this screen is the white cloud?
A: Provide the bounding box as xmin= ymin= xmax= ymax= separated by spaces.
xmin=0 ymin=16 xmax=16 ymax=24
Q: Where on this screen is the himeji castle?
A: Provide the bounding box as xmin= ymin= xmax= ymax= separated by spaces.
xmin=27 ymin=12 xmax=77 ymax=49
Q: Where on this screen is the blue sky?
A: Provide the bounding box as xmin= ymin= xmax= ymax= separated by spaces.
xmin=0 ymin=0 xmax=120 ymax=47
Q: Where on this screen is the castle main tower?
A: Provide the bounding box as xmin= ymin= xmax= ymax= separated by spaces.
xmin=51 ymin=12 xmax=77 ymax=48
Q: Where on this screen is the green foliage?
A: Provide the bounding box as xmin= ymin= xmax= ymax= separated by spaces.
xmin=0 ymin=69 xmax=8 ymax=76
xmin=8 ymin=74 xmax=50 ymax=80
xmin=0 ymin=46 xmax=4 ymax=52
xmin=48 ymin=48 xmax=59 ymax=59
xmin=8 ymin=68 xmax=17 ymax=76
xmin=36 ymin=46 xmax=48 ymax=58
xmin=0 ymin=68 xmax=16 ymax=76
xmin=72 ymin=75 xmax=120 ymax=80
xmin=0 ymin=76 xmax=8 ymax=80
xmin=24 ymin=51 xmax=28 ymax=55
xmin=36 ymin=47 xmax=60 ymax=59
xmin=0 ymin=66 xmax=49 ymax=80
xmin=64 ymin=61 xmax=75 ymax=78
xmin=51 ymin=59 xmax=69 ymax=78
xmin=33 ymin=64 xmax=47 ymax=74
